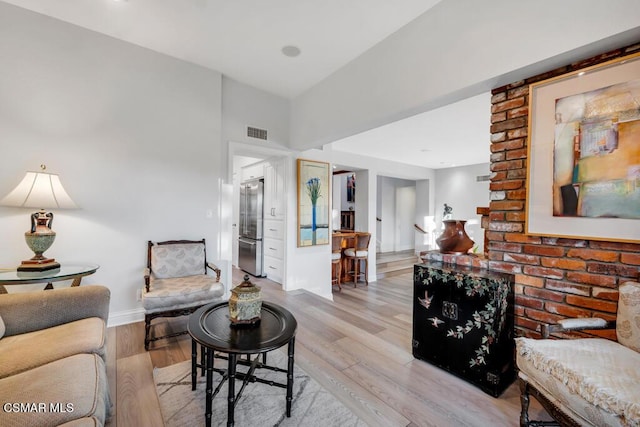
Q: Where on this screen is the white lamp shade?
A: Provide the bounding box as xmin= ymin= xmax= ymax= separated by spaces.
xmin=1 ymin=171 xmax=77 ymax=209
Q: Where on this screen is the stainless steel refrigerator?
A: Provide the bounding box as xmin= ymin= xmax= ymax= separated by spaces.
xmin=238 ymin=179 xmax=264 ymax=276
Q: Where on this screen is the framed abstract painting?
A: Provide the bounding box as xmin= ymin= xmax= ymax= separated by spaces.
xmin=526 ymin=52 xmax=640 ymax=242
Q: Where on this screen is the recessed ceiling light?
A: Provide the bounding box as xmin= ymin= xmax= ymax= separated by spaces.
xmin=281 ymin=46 xmax=301 ymax=58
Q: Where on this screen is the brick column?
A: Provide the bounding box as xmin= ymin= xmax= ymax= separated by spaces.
xmin=487 ymin=43 xmax=640 ymax=338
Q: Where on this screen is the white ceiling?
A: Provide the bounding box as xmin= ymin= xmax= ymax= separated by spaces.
xmin=2 ymin=0 xmax=442 ymax=99
xmin=3 ymin=0 xmax=493 ymax=169
xmin=330 ymin=92 xmax=491 ymax=169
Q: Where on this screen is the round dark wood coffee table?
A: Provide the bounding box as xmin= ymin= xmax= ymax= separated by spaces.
xmin=188 ymin=301 xmax=297 ymax=427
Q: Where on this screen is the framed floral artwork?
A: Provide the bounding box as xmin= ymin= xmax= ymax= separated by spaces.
xmin=297 ymin=159 xmax=330 ymax=247
xmin=526 ymin=52 xmax=640 ymax=243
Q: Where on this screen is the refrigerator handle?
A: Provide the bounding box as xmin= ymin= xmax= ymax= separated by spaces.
xmin=241 ymin=187 xmax=247 ymax=235
xmin=239 ymin=238 xmax=256 ymax=245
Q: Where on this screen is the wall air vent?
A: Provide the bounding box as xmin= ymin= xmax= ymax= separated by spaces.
xmin=247 ymin=126 xmax=268 ymax=141
xmin=476 ymin=175 xmax=491 ymax=182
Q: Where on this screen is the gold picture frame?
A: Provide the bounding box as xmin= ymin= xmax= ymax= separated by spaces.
xmin=525 ymin=51 xmax=640 ymax=242
xmin=297 ymin=158 xmax=330 ymax=247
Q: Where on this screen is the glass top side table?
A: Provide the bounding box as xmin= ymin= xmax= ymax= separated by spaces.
xmin=0 ymin=263 xmax=99 ymax=291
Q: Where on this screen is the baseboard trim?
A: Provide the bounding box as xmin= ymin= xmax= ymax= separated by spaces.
xmin=107 ymin=307 xmax=145 ymax=327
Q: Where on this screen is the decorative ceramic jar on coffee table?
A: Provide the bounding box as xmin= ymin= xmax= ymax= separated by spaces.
xmin=228 ymin=274 xmax=262 ymax=326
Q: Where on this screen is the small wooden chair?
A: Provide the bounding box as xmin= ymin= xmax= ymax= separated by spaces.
xmin=142 ymin=239 xmax=225 ymax=350
xmin=344 ymin=232 xmax=371 ymax=287
xmin=331 ymin=235 xmax=344 ymax=291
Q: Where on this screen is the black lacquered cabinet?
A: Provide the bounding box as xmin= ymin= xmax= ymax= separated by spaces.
xmin=412 ymin=261 xmax=515 ymax=397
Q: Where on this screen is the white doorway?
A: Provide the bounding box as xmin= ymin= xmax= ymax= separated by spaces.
xmin=377 ymin=176 xmax=417 ymax=253
xmin=394 ymin=185 xmax=415 ymax=252
xmin=228 ymin=141 xmax=291 ymax=272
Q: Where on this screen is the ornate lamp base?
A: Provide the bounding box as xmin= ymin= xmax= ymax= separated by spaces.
xmin=18 ymin=258 xmax=60 ymax=272
xmin=20 ymin=212 xmax=60 ymax=271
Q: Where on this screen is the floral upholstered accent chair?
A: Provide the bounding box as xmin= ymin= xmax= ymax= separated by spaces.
xmin=516 ymin=281 xmax=640 ymax=427
xmin=142 ymin=239 xmax=225 ymax=350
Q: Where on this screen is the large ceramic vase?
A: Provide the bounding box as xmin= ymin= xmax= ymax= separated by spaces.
xmin=436 ymin=220 xmax=474 ymax=254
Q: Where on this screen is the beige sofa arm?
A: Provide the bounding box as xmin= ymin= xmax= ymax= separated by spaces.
xmin=541 ymin=317 xmax=615 ymax=338
xmin=0 ymin=285 xmax=110 ymax=337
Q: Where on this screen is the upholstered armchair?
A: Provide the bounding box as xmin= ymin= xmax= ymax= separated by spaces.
xmin=143 ymin=239 xmax=225 ymax=350
xmin=516 ymin=280 xmax=640 ymax=427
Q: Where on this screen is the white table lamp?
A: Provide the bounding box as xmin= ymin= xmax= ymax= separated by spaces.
xmin=1 ymin=165 xmax=77 ymax=271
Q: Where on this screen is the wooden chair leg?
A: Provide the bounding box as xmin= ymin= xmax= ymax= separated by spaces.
xmin=144 ymin=315 xmax=151 ymax=351
xmin=354 ymin=257 xmax=359 ymax=287
xmin=336 ymin=262 xmax=342 ymax=291
xmin=364 ymin=257 xmax=368 ymax=286
xmin=331 ymin=262 xmax=342 ymax=291
xmin=519 ymin=378 xmax=531 ymax=427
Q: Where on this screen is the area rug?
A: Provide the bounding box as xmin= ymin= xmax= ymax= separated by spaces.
xmin=154 ymin=349 xmax=367 ymax=426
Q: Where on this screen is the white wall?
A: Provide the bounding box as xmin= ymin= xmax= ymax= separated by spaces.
xmin=283 ymin=147 xmax=434 ymax=300
xmin=332 ymin=175 xmax=341 ymax=231
xmin=283 ymin=151 xmax=330 ymax=298
xmin=434 ymin=163 xmax=491 ymax=254
xmin=0 ymin=4 xmax=225 ymax=325
xmin=379 ymin=177 xmax=394 ymax=253
xmin=221 ymin=77 xmax=291 ymax=180
xmin=221 ymin=77 xmax=290 ymax=146
xmin=415 ymin=179 xmax=432 ymax=253
xmin=220 ymin=78 xmax=292 ymax=277
xmin=291 ymin=0 xmax=640 ymax=150
xmin=395 ymin=186 xmax=416 ymax=252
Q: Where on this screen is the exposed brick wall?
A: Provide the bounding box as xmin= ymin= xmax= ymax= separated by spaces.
xmin=489 ymin=43 xmax=640 ymax=339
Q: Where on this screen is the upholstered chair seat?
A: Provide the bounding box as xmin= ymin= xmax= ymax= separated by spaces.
xmin=343 ymin=248 xmax=368 ymax=257
xmin=142 ymin=274 xmax=223 ymax=313
xmin=517 ymin=338 xmax=640 ymax=426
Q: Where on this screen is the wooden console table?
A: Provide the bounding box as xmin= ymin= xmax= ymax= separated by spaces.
xmin=412 ymin=261 xmax=515 ymax=397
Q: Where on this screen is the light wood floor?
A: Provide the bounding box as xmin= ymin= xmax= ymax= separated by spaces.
xmin=107 ymin=269 xmax=551 ymax=427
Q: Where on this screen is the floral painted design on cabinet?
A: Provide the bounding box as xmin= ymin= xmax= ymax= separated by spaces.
xmin=412 ymin=262 xmax=515 ymax=397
